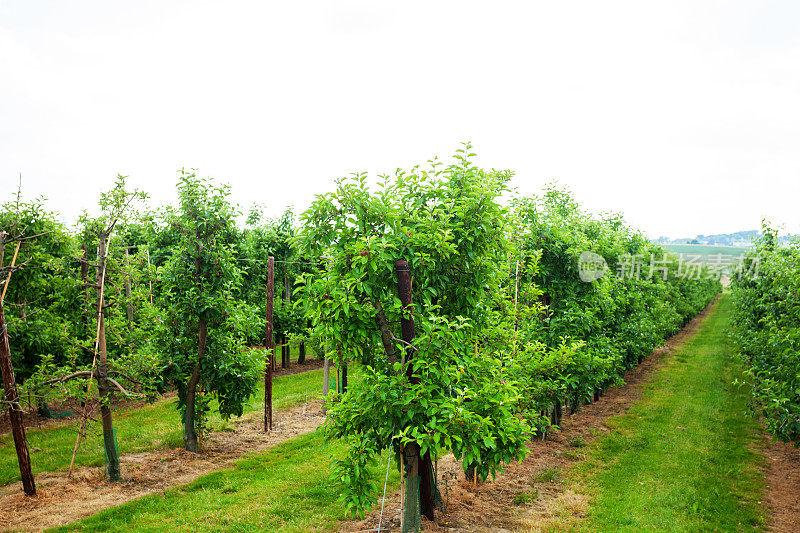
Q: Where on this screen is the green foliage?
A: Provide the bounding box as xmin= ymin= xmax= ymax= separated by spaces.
xmin=0 ymin=196 xmax=82 ymax=381
xmin=512 ymin=185 xmax=721 ymax=429
xmin=330 ymin=439 xmax=379 ymax=518
xmin=729 ymin=223 xmax=800 ymax=444
xmin=158 ymin=171 xmax=259 ymax=438
xmin=296 ymin=146 xmax=528 ymax=516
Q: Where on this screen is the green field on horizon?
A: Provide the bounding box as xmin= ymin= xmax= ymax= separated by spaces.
xmin=663 ymin=244 xmax=747 ymax=261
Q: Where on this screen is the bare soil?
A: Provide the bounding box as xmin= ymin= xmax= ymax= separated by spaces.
xmin=759 ymin=434 xmax=800 ymax=532
xmin=0 ymin=399 xmax=325 ymax=532
xmin=342 ymin=299 xmax=720 ymax=533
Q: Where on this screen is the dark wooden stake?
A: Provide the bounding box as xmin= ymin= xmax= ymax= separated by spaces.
xmin=0 ymin=299 xmax=36 ymax=496
xmin=396 ymin=259 xmax=435 ymax=528
xmin=0 ymin=232 xmax=35 ymax=495
xmin=123 ymin=247 xmax=133 ymax=323
xmin=80 ymin=244 xmax=90 ymax=335
xmin=264 ymin=256 xmax=274 ymax=431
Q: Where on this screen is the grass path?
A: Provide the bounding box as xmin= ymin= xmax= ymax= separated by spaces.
xmin=54 ymin=430 xmax=400 ymax=532
xmin=571 ymin=294 xmax=766 ymax=531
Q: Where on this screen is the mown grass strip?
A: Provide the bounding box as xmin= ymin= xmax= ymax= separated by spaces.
xmin=0 ymin=357 xmax=324 ymax=487
xmin=55 ymin=429 xmax=400 ymax=532
xmin=573 ymin=295 xmax=765 ymax=532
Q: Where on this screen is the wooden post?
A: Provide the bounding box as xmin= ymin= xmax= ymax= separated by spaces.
xmin=323 ymin=356 xmax=330 ymax=396
xmin=1 ymin=240 xmax=21 ymax=302
xmin=146 ymin=245 xmax=154 ymax=305
xmin=0 ymin=299 xmax=36 ymax=495
xmin=264 ymin=256 xmax=274 ymax=432
xmin=395 ymin=259 xmax=434 ymax=530
xmin=123 ymin=248 xmax=134 ymax=323
xmin=283 ymin=275 xmax=291 ymax=369
xmin=0 ymin=233 xmax=36 ymax=496
xmin=513 ymin=259 xmax=519 ymax=357
xmin=80 ymin=244 xmax=90 ymax=335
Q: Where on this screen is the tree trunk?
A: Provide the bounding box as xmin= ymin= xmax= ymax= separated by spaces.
xmin=419 ymin=452 xmax=436 ymax=520
xmin=97 ymin=313 xmax=121 ymax=481
xmin=0 ymin=299 xmax=36 ymax=496
xmin=297 ymin=342 xmax=306 ymax=364
xmin=464 ymin=464 xmax=476 ymax=482
xmin=395 ymin=259 xmax=434 ymax=529
xmin=95 ymin=233 xmax=121 ymax=481
xmin=184 ymin=318 xmax=207 ymax=452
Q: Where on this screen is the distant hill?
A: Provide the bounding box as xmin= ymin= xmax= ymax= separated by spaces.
xmin=655 ymin=230 xmax=798 ymax=248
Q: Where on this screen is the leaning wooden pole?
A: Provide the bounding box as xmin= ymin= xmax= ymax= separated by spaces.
xmin=0 ymin=236 xmax=36 ymax=496
xmin=1 ymin=241 xmax=21 ymax=302
xmin=264 ymin=256 xmax=274 ymax=432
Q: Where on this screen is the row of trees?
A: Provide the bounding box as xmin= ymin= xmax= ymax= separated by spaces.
xmin=2 ymin=148 xmax=721 ymax=531
xmin=0 ymin=172 xmax=311 ymax=468
xmin=730 ymin=225 xmax=800 ymax=444
xmin=294 ymin=147 xmax=721 ymax=529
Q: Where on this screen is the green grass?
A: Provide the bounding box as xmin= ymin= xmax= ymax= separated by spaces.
xmin=573 ymin=294 xmax=765 ymax=532
xmin=663 ymin=244 xmax=747 ymax=261
xmin=0 ymin=354 xmax=325 ymax=487
xmin=55 ymin=430 xmax=400 ymax=532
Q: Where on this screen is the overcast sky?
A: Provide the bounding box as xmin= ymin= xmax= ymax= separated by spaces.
xmin=2 ymin=1 xmax=799 ymax=239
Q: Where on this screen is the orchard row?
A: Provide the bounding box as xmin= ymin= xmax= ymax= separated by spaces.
xmin=0 ymin=147 xmax=721 ymax=529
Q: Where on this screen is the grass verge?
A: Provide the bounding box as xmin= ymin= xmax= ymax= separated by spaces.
xmin=54 ymin=429 xmax=400 ymax=532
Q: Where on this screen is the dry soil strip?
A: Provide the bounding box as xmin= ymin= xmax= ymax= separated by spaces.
xmin=759 ymin=426 xmax=800 ymax=532
xmin=0 ymin=399 xmax=325 ymax=532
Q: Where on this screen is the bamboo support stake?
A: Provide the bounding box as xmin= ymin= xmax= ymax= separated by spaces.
xmin=124 ymin=248 xmax=133 ymax=322
xmin=1 ymin=241 xmax=21 ymax=303
xmin=146 ymin=245 xmax=153 ymax=305
xmin=69 ymin=231 xmax=112 ymax=476
xmin=513 ymin=259 xmax=519 ymax=356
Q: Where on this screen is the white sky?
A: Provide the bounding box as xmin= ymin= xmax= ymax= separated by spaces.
xmin=1 ymin=0 xmax=799 ymax=239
